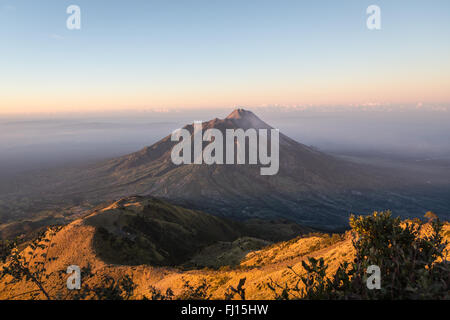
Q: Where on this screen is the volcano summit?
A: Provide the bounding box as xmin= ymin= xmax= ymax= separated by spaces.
xmin=170 ymin=116 xmax=280 ymax=175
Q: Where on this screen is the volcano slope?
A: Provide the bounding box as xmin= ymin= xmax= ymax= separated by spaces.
xmin=2 ymin=109 xmax=450 ymax=230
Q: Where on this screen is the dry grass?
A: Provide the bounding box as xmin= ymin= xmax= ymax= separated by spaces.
xmin=1 ymin=210 xmax=448 ymax=300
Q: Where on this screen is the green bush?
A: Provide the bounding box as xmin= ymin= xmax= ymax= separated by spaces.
xmin=268 ymin=211 xmax=450 ymax=300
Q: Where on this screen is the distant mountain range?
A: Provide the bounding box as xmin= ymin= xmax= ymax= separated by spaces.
xmin=1 ymin=109 xmax=450 ymax=230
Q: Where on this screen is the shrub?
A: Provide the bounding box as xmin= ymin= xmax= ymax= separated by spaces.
xmin=145 ymin=286 xmax=174 ymax=300
xmin=268 ymin=211 xmax=450 ymax=300
xmin=177 ymin=278 xmax=212 ymax=300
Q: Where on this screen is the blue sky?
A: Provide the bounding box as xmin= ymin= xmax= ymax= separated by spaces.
xmin=1 ymin=0 xmax=450 ymax=113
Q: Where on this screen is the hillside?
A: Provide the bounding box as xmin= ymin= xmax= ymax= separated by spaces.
xmin=1 ymin=197 xmax=448 ymax=300
xmin=0 ymin=197 xmax=351 ymax=299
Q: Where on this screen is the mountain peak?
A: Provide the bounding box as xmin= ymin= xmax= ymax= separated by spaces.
xmin=222 ymin=108 xmax=272 ymax=130
xmin=226 ymin=108 xmax=256 ymax=120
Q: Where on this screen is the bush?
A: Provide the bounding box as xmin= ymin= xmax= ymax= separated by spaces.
xmin=268 ymin=211 xmax=450 ymax=300
xmin=177 ymin=278 xmax=212 ymax=300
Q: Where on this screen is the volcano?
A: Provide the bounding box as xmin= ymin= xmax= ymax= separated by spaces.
xmin=5 ymin=108 xmax=448 ymax=230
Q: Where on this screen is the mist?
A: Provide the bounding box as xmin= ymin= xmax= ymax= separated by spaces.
xmin=1 ymin=107 xmax=450 ymax=180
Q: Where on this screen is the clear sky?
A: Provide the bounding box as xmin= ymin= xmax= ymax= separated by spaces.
xmin=1 ymin=0 xmax=450 ymax=114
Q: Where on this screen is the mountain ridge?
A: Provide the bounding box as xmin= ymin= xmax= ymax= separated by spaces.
xmin=1 ymin=198 xmax=447 ymax=299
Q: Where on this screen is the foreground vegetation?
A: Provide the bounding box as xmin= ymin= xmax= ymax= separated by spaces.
xmin=268 ymin=211 xmax=449 ymax=299
xmin=1 ymin=211 xmax=449 ymax=300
